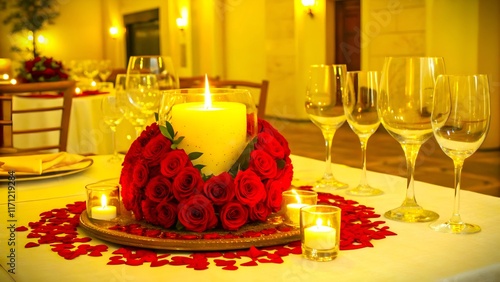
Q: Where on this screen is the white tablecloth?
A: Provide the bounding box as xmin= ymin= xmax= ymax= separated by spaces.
xmin=0 ymin=155 xmax=499 ymax=282
xmin=12 ymin=93 xmax=135 ymax=155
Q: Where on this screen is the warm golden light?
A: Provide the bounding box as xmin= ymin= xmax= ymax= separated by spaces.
xmin=109 ymin=26 xmax=119 ymax=38
xmin=2 ymin=74 xmax=8 ymax=80
xmin=100 ymin=194 xmax=108 ymax=208
xmin=292 ymin=189 xmax=301 ymax=203
xmin=204 ymin=74 xmax=212 ymax=109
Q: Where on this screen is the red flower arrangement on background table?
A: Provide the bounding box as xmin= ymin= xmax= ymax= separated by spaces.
xmin=16 ymin=56 xmax=69 ymax=83
xmin=119 ymin=118 xmax=294 ymax=232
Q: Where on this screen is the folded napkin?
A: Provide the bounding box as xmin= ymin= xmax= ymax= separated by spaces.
xmin=0 ymin=152 xmax=87 ymax=175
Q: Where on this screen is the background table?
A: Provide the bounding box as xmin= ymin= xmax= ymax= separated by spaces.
xmin=1 ymin=155 xmax=499 ymax=281
xmin=13 ymin=93 xmax=135 ymax=155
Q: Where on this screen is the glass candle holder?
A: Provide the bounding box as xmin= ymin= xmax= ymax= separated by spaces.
xmin=158 ymin=88 xmax=258 ymax=176
xmin=85 ymin=182 xmax=120 ymax=221
xmin=281 ymin=190 xmax=318 ymax=227
xmin=300 ymin=205 xmax=341 ymax=262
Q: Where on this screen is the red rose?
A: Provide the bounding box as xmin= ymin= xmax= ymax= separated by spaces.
xmin=141 ymin=199 xmax=159 ymax=225
xmin=258 ymin=119 xmax=290 ymax=156
xmin=249 ymin=149 xmax=277 ymax=179
xmin=177 ymin=194 xmax=217 ymax=232
xmin=172 ymin=166 xmax=204 ymax=202
xmin=255 ymin=132 xmax=285 ymax=159
xmin=145 ymin=175 xmax=174 ymax=202
xmin=160 ymin=149 xmax=191 ymax=178
xmin=137 ymin=123 xmax=160 ymax=147
xmin=234 ymin=169 xmax=266 ymax=207
xmin=248 ymin=201 xmax=270 ymax=222
xmin=219 ymin=201 xmax=248 ymax=230
xmin=156 ymin=199 xmax=178 ymax=229
xmin=203 ymin=172 xmax=235 ymax=206
xmin=143 ymin=134 xmax=172 ymax=167
xmin=124 ymin=139 xmax=143 ymax=164
xmin=132 ymin=160 xmax=149 ymax=187
xmin=275 ymin=157 xmax=294 ymax=190
xmin=265 ymin=180 xmax=284 ymax=213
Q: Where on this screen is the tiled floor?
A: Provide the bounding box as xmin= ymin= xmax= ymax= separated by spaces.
xmin=267 ymin=118 xmax=500 ymax=198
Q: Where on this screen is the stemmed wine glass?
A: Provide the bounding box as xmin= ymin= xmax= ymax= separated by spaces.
xmin=430 ymin=74 xmax=490 ymax=234
xmin=115 ymin=74 xmax=149 ymax=138
xmin=343 ymin=71 xmax=383 ymax=196
xmin=305 ymin=64 xmax=348 ymax=191
xmin=126 ymin=56 xmax=179 ymax=120
xmin=101 ymin=95 xmax=124 ymax=163
xmin=378 ymin=57 xmax=445 ymax=222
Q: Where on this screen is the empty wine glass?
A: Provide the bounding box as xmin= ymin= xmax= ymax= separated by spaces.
xmin=378 ymin=57 xmax=445 ymax=222
xmin=98 ymin=60 xmax=112 ymax=82
xmin=430 ymin=74 xmax=490 ymax=234
xmin=115 ymin=74 xmax=149 ymax=137
xmin=101 ymin=95 xmax=124 ymax=163
xmin=83 ymin=60 xmax=99 ymax=82
xmin=305 ymin=64 xmax=348 ymax=191
xmin=343 ymin=71 xmax=383 ymax=196
xmin=126 ymin=56 xmax=179 ymax=121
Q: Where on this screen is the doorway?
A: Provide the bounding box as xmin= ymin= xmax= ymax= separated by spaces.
xmin=334 ymin=0 xmax=361 ymax=71
xmin=124 ymin=9 xmax=160 ymax=63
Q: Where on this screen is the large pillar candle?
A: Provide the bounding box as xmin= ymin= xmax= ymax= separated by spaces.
xmin=170 ymin=101 xmax=247 ymax=176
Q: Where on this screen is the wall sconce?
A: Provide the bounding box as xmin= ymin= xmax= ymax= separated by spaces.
xmin=176 ymin=8 xmax=188 ymax=31
xmin=109 ymin=26 xmax=119 ymax=39
xmin=302 ymin=0 xmax=315 ymax=18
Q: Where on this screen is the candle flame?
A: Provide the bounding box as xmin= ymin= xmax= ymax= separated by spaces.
xmin=316 ymin=218 xmax=323 ymax=226
xmin=100 ymin=194 xmax=108 ymax=208
xmin=204 ymin=74 xmax=212 ymax=109
xmin=292 ymin=189 xmax=301 ymax=204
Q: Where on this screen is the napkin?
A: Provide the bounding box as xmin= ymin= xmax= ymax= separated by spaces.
xmin=0 ymin=152 xmax=87 ymax=175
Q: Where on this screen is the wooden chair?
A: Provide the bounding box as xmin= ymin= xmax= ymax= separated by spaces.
xmin=0 ymin=80 xmax=76 ymax=155
xmin=179 ymin=75 xmax=220 ymax=88
xmin=210 ymin=80 xmax=269 ymax=119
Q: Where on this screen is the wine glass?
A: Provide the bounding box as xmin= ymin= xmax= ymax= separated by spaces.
xmin=305 ymin=64 xmax=348 ymax=191
xmin=98 ymin=60 xmax=112 ymax=82
xmin=342 ymin=71 xmax=383 ymax=196
xmin=430 ymin=74 xmax=490 ymax=234
xmin=126 ymin=56 xmax=179 ymax=119
xmin=378 ymin=57 xmax=445 ymax=222
xmin=101 ymin=95 xmax=124 ymax=163
xmin=115 ymin=74 xmax=149 ymax=137
xmin=83 ymin=60 xmax=99 ymax=82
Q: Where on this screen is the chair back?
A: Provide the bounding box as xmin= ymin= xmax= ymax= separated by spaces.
xmin=179 ymin=75 xmax=220 ymax=88
xmin=0 ymin=80 xmax=76 ymax=155
xmin=210 ymin=80 xmax=269 ymax=119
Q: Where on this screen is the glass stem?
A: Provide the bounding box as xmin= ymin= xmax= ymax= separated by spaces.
xmin=110 ymin=126 xmax=118 ymax=157
xmin=401 ymin=144 xmax=422 ymax=207
xmin=358 ymin=136 xmax=369 ymax=187
xmin=449 ymin=159 xmax=465 ymax=224
xmin=322 ymin=130 xmax=336 ymax=180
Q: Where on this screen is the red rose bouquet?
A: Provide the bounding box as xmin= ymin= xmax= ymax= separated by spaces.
xmin=120 ymin=119 xmax=293 ymax=232
xmin=17 ymin=56 xmax=69 ymax=83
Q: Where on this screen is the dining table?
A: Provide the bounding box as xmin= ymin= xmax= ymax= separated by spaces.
xmin=12 ymin=90 xmax=135 ymax=155
xmin=0 ymin=154 xmax=499 ymax=282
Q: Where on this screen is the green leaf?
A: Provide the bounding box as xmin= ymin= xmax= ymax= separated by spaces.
xmin=173 ymin=136 xmax=184 ymax=145
xmin=159 ymin=125 xmax=173 ymax=141
xmin=277 ymin=159 xmax=286 ymax=169
xmin=175 ymin=220 xmax=185 ymax=231
xmin=228 ymin=137 xmax=257 ymax=178
xmin=154 ymin=112 xmax=159 ymax=121
xmin=194 ymin=164 xmax=206 ymax=172
xmin=165 ymin=121 xmax=175 ymax=140
xmin=188 ymin=152 xmax=203 ymax=160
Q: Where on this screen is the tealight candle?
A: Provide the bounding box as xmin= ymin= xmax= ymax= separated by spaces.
xmin=85 ymin=182 xmax=120 ymax=221
xmin=300 ymin=205 xmax=341 ymax=262
xmin=91 ymin=194 xmax=117 ymax=220
xmin=304 ymin=219 xmax=336 ymax=250
xmin=281 ymin=190 xmax=317 ymax=227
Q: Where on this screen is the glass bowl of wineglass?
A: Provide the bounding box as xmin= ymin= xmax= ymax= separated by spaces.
xmin=378 ymin=56 xmax=445 ymax=222
xmin=342 ymin=71 xmax=383 ymax=196
xmin=305 ymin=64 xmax=348 ymax=191
xmin=430 ymin=74 xmax=490 ymax=234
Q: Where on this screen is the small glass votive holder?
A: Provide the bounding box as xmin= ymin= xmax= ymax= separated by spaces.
xmin=85 ymin=182 xmax=120 ymax=221
xmin=300 ymin=205 xmax=341 ymax=262
xmin=281 ymin=190 xmax=318 ymax=227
